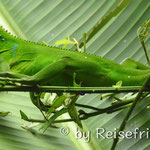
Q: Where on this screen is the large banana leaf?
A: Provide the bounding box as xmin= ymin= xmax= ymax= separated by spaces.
xmin=0 ymin=0 xmax=150 ymax=150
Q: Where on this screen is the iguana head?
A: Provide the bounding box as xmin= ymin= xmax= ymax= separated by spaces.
xmin=0 ymin=26 xmax=19 ymax=58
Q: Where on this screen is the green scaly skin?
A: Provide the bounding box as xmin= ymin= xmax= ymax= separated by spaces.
xmin=1 ymin=25 xmax=150 ymax=127
xmin=0 ymin=25 xmax=150 ymax=87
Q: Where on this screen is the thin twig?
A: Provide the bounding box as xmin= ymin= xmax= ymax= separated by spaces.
xmin=75 ymin=103 xmax=101 ymax=110
xmin=141 ymin=40 xmax=150 ymax=65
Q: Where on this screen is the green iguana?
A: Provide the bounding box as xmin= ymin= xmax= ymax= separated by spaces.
xmin=0 ymin=26 xmax=149 ymax=87
xmin=0 ymin=25 xmax=150 ymax=129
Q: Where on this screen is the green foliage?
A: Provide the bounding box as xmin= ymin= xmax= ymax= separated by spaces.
xmin=0 ymin=111 xmax=10 ymax=117
xmin=0 ymin=0 xmax=150 ymax=150
xmin=20 ymin=110 xmax=29 ymax=121
xmin=54 ymin=39 xmax=76 ymax=46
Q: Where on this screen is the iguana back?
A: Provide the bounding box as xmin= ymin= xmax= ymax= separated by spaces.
xmin=0 ymin=26 xmax=117 ymax=76
xmin=0 ymin=26 xmax=150 ymax=87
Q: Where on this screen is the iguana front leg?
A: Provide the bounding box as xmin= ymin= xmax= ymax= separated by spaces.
xmin=0 ymin=58 xmax=11 ymax=86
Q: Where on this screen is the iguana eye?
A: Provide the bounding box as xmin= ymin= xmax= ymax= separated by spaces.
xmin=0 ymin=35 xmax=6 ymax=41
xmin=1 ymin=37 xmax=5 ymax=41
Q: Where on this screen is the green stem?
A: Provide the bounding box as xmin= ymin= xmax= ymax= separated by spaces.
xmin=83 ymin=33 xmax=87 ymax=52
xmin=107 ymin=104 xmax=131 ymax=113
xmin=141 ymin=40 xmax=150 ymax=65
xmin=75 ymin=103 xmax=101 ymax=111
xmin=79 ymin=99 xmax=133 ymax=118
xmin=0 ymin=85 xmax=149 ymax=93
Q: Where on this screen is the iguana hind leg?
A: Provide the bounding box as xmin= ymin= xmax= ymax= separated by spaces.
xmin=0 ymin=57 xmax=101 ymax=85
xmin=120 ymin=58 xmax=150 ymax=70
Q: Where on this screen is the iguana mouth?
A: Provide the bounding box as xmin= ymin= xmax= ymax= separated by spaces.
xmin=0 ymin=49 xmax=10 ymax=54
